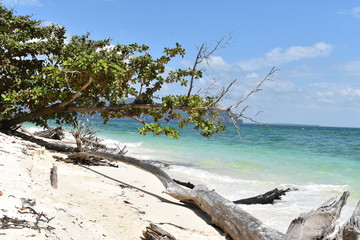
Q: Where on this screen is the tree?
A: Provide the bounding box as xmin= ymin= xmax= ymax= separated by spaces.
xmin=0 ymin=4 xmax=271 ymax=137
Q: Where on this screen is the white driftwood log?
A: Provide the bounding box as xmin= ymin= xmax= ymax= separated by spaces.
xmin=143 ymin=223 xmax=177 ymax=240
xmin=324 ymin=200 xmax=360 ymax=240
xmin=341 ymin=201 xmax=360 ymax=240
xmin=87 ymin=151 xmax=284 ymax=240
xmin=50 ymin=165 xmax=58 ymax=189
xmin=79 ymin=151 xmax=360 ymax=240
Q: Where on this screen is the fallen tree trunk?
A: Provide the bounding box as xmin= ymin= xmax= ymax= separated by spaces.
xmin=8 ymin=130 xmax=75 ymax=152
xmin=85 ymin=151 xmax=285 ymax=240
xmin=284 ymin=192 xmax=360 ymax=240
xmin=173 ymin=179 xmax=293 ymax=205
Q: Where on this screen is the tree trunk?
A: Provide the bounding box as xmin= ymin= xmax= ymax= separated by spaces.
xmin=85 ymin=151 xmax=285 ymax=240
xmin=341 ymin=201 xmax=360 ymax=240
xmin=323 ymin=200 xmax=360 ymax=240
xmin=71 ymin=128 xmax=83 ymax=152
xmin=173 ymin=179 xmax=293 ymax=205
xmin=284 ymin=191 xmax=349 ymax=240
xmin=8 ymin=130 xmax=76 ymax=152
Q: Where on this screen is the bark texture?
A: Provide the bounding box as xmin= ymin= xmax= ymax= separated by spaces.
xmin=8 ymin=131 xmax=75 ymax=152
xmin=284 ymin=191 xmax=349 ymax=240
xmin=233 ymin=188 xmax=293 ymax=205
xmin=50 ymin=165 xmax=58 ymax=189
xmin=143 ymin=223 xmax=177 ymax=240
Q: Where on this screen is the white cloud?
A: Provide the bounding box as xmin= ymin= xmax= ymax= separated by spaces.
xmin=224 ymin=70 xmax=360 ymax=127
xmin=177 ymin=42 xmax=358 ymax=127
xmin=184 ymin=42 xmax=333 ymax=76
xmin=203 ymin=56 xmax=232 ymax=72
xmin=245 ymin=72 xmax=258 ymax=79
xmin=338 ymin=6 xmax=360 ymax=18
xmin=236 ymin=42 xmax=334 ymax=71
xmin=352 ymin=7 xmax=360 ymax=17
xmin=3 ymin=0 xmax=43 ymax=7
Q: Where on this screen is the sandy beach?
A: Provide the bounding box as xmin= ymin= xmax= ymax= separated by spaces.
xmin=0 ymin=131 xmax=227 ymax=240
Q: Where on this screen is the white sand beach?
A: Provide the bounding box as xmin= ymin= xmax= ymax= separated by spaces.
xmin=0 ymin=131 xmax=227 ymax=240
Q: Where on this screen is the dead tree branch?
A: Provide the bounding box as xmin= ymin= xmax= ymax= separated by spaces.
xmin=143 ymin=223 xmax=177 ymax=240
xmin=232 ymin=67 xmax=277 ymax=110
xmin=34 ymin=126 xmax=65 ymax=140
xmin=186 ymin=35 xmax=232 ymax=100
xmin=233 ymin=188 xmax=294 ymax=205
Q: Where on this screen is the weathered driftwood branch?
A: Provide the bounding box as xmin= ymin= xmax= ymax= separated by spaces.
xmin=84 ymin=151 xmax=284 ymax=240
xmin=173 ymin=179 xmax=196 ymax=189
xmin=143 ymin=223 xmax=177 ymax=240
xmin=71 ymin=126 xmax=83 ymax=152
xmin=341 ymin=201 xmax=360 ymax=240
xmin=50 ymin=165 xmax=58 ymax=189
xmin=174 ymin=179 xmax=293 ymax=205
xmin=9 ymin=130 xmax=123 ymax=154
xmin=234 ymin=188 xmax=294 ymax=205
xmin=55 ymin=153 xmax=118 ymax=168
xmin=34 ymin=127 xmax=65 ymax=140
xmin=284 ymin=191 xmax=349 ymax=240
xmin=1 ymin=198 xmax=54 ymax=232
xmin=319 ymin=199 xmax=360 ymax=240
xmin=8 ymin=130 xmax=75 ymax=152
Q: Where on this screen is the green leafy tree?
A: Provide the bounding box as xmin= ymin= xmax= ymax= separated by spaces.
xmin=0 ymin=4 xmax=274 ymax=138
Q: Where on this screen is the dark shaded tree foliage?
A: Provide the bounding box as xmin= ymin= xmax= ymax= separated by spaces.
xmin=0 ymin=4 xmax=268 ymax=138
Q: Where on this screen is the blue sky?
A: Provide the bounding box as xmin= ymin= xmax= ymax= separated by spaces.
xmin=3 ymin=0 xmax=360 ymax=128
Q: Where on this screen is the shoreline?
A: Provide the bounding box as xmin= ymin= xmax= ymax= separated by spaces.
xmin=2 ymin=125 xmax=358 ymax=238
xmin=0 ymin=131 xmax=226 ymax=239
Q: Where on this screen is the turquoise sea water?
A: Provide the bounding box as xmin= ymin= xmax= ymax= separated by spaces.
xmin=26 ymin=120 xmax=360 ymax=231
xmin=93 ymin=120 xmax=360 ymax=193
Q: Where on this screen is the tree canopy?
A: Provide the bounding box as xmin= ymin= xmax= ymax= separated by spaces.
xmin=0 ymin=4 xmax=272 ymax=138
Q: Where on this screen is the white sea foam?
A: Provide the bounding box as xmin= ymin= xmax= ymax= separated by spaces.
xmin=25 ymin=126 xmax=43 ymax=133
xmin=101 ymin=138 xmax=143 ymax=149
xmin=166 ymin=164 xmax=356 ymax=233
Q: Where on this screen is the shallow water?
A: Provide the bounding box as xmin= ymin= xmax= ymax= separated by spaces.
xmin=25 ymin=120 xmax=360 ymax=232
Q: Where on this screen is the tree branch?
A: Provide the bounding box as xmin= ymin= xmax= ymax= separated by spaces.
xmin=186 ymin=43 xmax=204 ymax=99
xmin=232 ymin=67 xmax=277 ymax=110
xmin=57 ymin=76 xmax=93 ymax=108
xmin=186 ymin=35 xmax=232 ymax=101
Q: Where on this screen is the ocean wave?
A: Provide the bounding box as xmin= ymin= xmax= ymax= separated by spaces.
xmin=101 ymin=138 xmax=143 ymax=149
